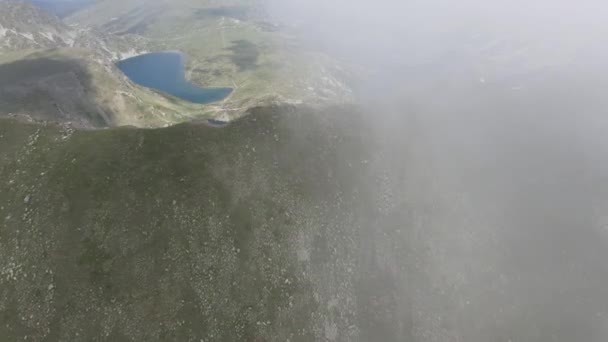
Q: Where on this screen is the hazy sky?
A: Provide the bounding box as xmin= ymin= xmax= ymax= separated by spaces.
xmin=265 ymin=0 xmax=608 ymax=67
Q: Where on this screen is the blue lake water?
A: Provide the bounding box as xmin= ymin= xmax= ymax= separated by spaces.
xmin=116 ymin=52 xmax=232 ymax=104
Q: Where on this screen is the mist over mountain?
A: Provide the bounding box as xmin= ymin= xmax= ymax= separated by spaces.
xmin=1 ymin=0 xmax=608 ymax=341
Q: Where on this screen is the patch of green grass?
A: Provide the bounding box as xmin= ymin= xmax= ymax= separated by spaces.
xmin=226 ymin=39 xmax=260 ymax=71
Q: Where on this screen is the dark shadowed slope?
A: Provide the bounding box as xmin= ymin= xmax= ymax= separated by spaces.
xmin=0 ymin=53 xmax=111 ymax=127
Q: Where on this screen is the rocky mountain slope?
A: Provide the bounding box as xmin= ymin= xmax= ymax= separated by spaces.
xmin=0 ymin=0 xmax=75 ymax=50
xmin=0 ymin=0 xmax=138 ymax=58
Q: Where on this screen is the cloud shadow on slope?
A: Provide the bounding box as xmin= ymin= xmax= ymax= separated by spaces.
xmin=0 ymin=54 xmax=115 ymax=128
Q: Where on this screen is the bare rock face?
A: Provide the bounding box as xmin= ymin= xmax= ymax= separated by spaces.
xmin=0 ymin=0 xmax=75 ymax=51
xmin=0 ymin=1 xmax=147 ymax=60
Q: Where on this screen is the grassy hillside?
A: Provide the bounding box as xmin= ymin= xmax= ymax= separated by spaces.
xmin=0 ymin=105 xmax=413 ymax=341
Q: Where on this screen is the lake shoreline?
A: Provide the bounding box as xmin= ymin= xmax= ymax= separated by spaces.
xmin=116 ymin=51 xmax=233 ymax=104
